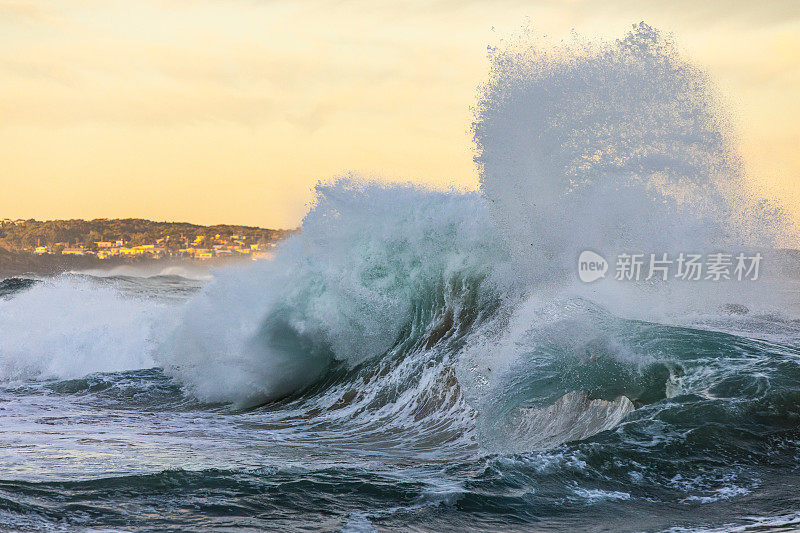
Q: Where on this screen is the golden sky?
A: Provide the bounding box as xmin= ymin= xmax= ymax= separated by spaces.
xmin=1 ymin=0 xmax=798 ymax=228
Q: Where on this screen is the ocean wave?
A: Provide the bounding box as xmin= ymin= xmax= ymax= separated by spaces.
xmin=1 ymin=24 xmax=798 ymax=466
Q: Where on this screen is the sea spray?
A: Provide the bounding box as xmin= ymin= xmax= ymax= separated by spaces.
xmin=474 ymin=22 xmax=791 ymax=274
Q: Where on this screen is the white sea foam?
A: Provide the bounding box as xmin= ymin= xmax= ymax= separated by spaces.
xmin=0 ymin=275 xmax=163 ymax=381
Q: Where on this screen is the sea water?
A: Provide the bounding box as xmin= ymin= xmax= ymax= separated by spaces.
xmin=1 ymin=24 xmax=800 ymax=532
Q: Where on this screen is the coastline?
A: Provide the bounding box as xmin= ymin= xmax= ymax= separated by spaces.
xmin=0 ymin=248 xmax=253 ymax=279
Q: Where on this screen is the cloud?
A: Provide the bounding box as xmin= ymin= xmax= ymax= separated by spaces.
xmin=0 ymin=1 xmax=54 ymax=22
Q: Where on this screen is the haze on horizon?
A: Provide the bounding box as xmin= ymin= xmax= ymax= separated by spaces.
xmin=1 ymin=0 xmax=799 ymax=229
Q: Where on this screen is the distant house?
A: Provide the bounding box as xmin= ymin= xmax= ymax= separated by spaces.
xmin=34 ymin=246 xmax=53 ymax=255
xmin=100 ymin=248 xmax=120 ymax=257
xmin=95 ymin=241 xmax=115 ymax=248
xmin=62 ymin=248 xmax=86 ymax=256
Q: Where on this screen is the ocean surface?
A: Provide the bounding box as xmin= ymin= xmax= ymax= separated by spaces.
xmin=2 ymin=24 xmax=800 ymax=532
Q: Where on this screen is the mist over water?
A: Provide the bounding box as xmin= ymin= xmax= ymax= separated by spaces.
xmin=1 ymin=23 xmax=800 ymax=532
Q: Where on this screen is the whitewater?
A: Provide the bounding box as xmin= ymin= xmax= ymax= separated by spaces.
xmin=2 ymin=24 xmax=800 ymax=532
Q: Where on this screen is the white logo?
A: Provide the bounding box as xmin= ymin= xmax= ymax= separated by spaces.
xmin=578 ymin=250 xmax=608 ymax=283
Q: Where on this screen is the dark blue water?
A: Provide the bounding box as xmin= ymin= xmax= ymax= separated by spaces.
xmin=1 ymin=273 xmax=800 ymax=532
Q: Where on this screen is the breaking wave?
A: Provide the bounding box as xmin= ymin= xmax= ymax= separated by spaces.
xmin=1 ymin=24 xmax=797 ymax=458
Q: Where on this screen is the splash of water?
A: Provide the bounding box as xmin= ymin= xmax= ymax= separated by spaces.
xmin=474 ymin=22 xmax=791 ymax=275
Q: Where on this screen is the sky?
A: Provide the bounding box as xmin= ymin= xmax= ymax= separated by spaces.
xmin=1 ymin=0 xmax=799 ymax=228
